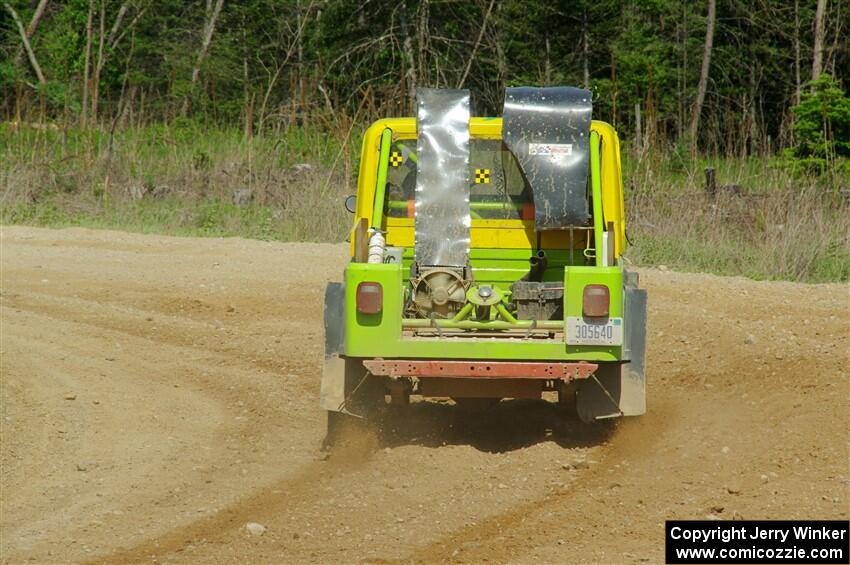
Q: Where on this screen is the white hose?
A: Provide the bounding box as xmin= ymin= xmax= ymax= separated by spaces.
xmin=367 ymin=231 xmax=386 ymax=264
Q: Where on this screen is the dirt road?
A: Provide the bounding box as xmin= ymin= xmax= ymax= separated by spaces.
xmin=1 ymin=226 xmax=847 ymax=564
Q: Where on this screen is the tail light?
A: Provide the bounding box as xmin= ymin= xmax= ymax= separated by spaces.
xmin=356 ymin=282 xmax=383 ymax=314
xmin=582 ymin=285 xmax=609 ymax=317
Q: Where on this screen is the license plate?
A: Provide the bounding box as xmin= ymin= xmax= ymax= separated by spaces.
xmin=566 ymin=317 xmax=623 ymax=346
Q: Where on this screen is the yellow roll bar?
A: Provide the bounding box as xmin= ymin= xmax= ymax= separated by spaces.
xmin=350 ymin=117 xmax=626 ymax=257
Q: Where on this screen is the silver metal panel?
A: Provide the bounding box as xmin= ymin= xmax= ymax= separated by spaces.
xmin=414 ymin=88 xmax=471 ymax=267
xmin=320 ymin=282 xmax=346 ymax=412
xmin=621 ymin=286 xmax=647 ymax=416
xmin=502 ymin=86 xmax=592 ymax=229
xmin=322 ymin=282 xmax=345 ymax=357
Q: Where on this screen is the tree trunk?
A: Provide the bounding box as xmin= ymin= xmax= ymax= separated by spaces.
xmin=242 ymin=14 xmax=252 ymax=138
xmin=244 ymin=92 xmax=254 ymax=141
xmin=91 ymin=0 xmax=106 ymax=125
xmin=582 ymin=6 xmax=589 ymax=88
xmin=494 ymin=28 xmax=506 ymax=91
xmin=106 ymin=2 xmax=130 ymax=50
xmin=457 ymin=0 xmax=495 ymax=89
xmin=825 ymin=0 xmax=842 ymax=76
xmin=182 ymin=0 xmax=226 ymax=116
xmin=689 ymin=0 xmax=716 ymax=142
xmin=794 ymin=0 xmax=801 ymax=104
xmin=5 ymin=2 xmax=46 ymax=86
xmin=138 ymin=86 xmax=146 ymax=127
xmin=610 ymin=52 xmax=617 ymax=128
xmin=399 ymin=1 xmax=417 ymax=110
xmin=106 ymin=3 xmax=146 ymax=53
xmin=811 ymin=0 xmax=826 ymax=81
xmin=118 ymin=85 xmax=136 ymax=129
xmin=257 ymin=0 xmax=312 ymax=132
xmin=81 ymin=0 xmax=94 ymax=129
xmin=296 ymin=0 xmax=305 ymax=120
xmin=416 ymin=0 xmax=430 ymax=87
xmin=11 ymin=0 xmax=49 ymax=69
xmin=677 ymin=0 xmax=687 ymax=138
xmin=634 ymin=102 xmax=642 ymax=152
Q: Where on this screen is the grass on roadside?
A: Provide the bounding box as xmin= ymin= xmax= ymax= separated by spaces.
xmin=1 ymin=120 xmax=359 ymax=242
xmin=2 ymin=121 xmax=848 ymax=282
xmin=621 ymin=151 xmax=850 ymax=283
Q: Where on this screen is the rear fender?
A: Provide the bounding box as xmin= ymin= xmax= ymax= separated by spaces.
xmin=576 ymin=284 xmax=647 ymax=421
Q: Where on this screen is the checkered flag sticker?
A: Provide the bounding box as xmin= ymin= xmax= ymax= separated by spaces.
xmin=474 ymin=168 xmax=491 ymax=184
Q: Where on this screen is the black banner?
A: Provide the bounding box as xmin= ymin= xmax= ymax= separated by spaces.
xmin=666 ymin=520 xmax=849 ymax=564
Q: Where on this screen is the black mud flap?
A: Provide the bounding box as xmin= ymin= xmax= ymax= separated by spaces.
xmin=320 ymin=282 xmax=347 ymax=413
xmin=576 ymin=286 xmax=647 ymax=422
xmin=319 ymin=282 xmax=385 ymax=418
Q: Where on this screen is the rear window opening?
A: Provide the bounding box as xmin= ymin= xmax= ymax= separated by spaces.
xmin=385 ymin=138 xmax=533 ymax=220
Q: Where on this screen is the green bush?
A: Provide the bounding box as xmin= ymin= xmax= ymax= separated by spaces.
xmin=788 ymin=74 xmax=850 ymax=173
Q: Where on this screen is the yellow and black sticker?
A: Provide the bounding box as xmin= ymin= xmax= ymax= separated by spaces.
xmin=390 ymin=151 xmax=403 ymax=167
xmin=474 ymin=168 xmax=491 ymax=184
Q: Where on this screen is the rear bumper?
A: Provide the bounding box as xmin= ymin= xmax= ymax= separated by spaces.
xmin=322 ymin=281 xmax=646 ymax=420
xmin=362 ymin=358 xmax=597 ymax=381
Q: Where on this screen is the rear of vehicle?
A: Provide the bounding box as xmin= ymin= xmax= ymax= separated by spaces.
xmin=321 ymin=87 xmax=646 ymax=432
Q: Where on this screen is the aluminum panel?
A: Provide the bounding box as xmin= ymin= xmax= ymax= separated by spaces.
xmin=414 ymin=88 xmax=471 ymax=267
xmin=502 ymin=86 xmax=592 ymax=229
xmin=320 ymin=282 xmax=346 ymax=412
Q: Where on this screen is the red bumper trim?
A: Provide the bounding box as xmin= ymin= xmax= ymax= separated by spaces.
xmin=361 ymin=359 xmax=598 ymax=381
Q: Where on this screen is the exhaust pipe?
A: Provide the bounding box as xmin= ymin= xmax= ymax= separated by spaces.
xmin=528 ymin=250 xmax=548 ymax=282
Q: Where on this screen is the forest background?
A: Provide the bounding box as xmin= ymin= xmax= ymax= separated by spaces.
xmin=1 ymin=0 xmax=848 ymax=281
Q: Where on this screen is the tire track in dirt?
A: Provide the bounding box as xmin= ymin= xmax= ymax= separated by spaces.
xmin=94 ymin=430 xmax=381 ymax=564
xmin=85 ymin=388 xmax=621 ymax=563
xmin=405 ymin=402 xmax=671 ymax=563
xmin=4 ymin=289 xmax=318 ymax=397
xmin=2 ymin=227 xmax=342 ymax=563
xmin=1 ymin=303 xmax=232 ymax=562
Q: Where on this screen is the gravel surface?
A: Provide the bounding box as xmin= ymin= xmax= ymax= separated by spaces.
xmin=1 ymin=226 xmax=847 ymax=564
